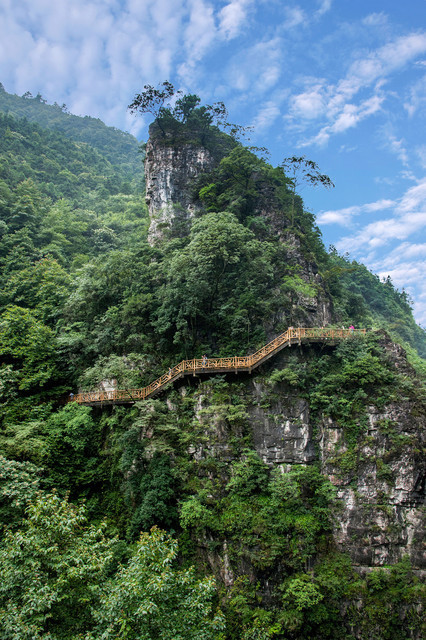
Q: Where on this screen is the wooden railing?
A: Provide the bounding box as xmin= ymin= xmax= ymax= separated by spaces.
xmin=70 ymin=327 xmax=366 ymax=406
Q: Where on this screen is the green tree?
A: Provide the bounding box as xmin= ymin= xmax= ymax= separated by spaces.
xmin=0 ymin=305 xmax=58 ymax=390
xmin=129 ymin=81 xmax=249 ymax=145
xmin=0 ymin=492 xmax=116 ymax=640
xmin=281 ymin=156 xmax=334 ymax=226
xmin=0 ymin=257 xmax=71 ymax=324
xmin=155 ymin=211 xmax=271 ymax=352
xmin=90 ymin=527 xmax=225 ymax=640
xmin=42 ymin=403 xmax=105 ymax=500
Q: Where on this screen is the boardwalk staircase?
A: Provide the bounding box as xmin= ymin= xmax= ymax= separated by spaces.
xmin=71 ymin=327 xmax=365 ymax=406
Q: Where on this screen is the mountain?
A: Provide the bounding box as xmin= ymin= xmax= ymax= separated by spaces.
xmin=0 ymin=83 xmax=141 ymax=174
xmin=0 ymin=87 xmax=424 ymax=640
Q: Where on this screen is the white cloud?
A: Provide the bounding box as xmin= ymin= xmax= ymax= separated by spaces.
xmin=342 ymin=32 xmax=426 ymax=95
xmin=335 ymin=179 xmax=426 ymax=252
xmin=317 ymin=206 xmax=358 ymax=226
xmin=318 ymin=198 xmax=394 ymax=226
xmin=362 ymin=12 xmax=388 ymax=28
xmin=177 ymin=0 xmax=217 ymax=83
xmin=218 ymin=0 xmax=253 ymax=39
xmin=404 ymin=74 xmax=426 ymax=117
xmin=330 ymin=94 xmax=384 ymax=133
xmin=415 ymin=145 xmax=426 ymax=169
xmin=226 ymin=37 xmax=282 ymax=93
xmin=376 ymin=260 xmax=426 ymax=326
xmin=289 ymin=31 xmax=426 ymax=146
xmin=184 ymin=0 xmax=216 ymax=60
xmin=1 ymin=0 xmax=237 ymax=130
xmin=379 ymin=127 xmax=409 ymax=165
xmin=327 ymin=180 xmax=426 ymax=326
xmin=289 ymin=83 xmax=327 ymax=120
xmin=301 ymin=93 xmax=384 ymax=146
xmin=251 ymin=98 xmax=283 ymax=131
xmin=363 ymin=199 xmax=394 ymax=212
xmin=315 ymin=0 xmax=333 ymax=18
xmin=383 ymin=242 xmax=426 ymax=263
xmin=282 ymin=6 xmax=306 ymax=30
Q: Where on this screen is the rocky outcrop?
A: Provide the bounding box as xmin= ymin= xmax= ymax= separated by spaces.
xmin=144 ymin=134 xmax=216 ymax=244
xmin=182 ymin=337 xmax=425 ymax=570
xmin=250 ymin=343 xmax=425 ymax=568
xmin=249 ymin=381 xmax=315 ymax=465
xmin=144 ymin=132 xmax=334 ymax=326
xmin=319 ymin=402 xmax=425 ymax=568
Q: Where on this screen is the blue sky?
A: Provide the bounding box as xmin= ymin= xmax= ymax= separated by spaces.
xmin=1 ymin=0 xmax=425 ymax=325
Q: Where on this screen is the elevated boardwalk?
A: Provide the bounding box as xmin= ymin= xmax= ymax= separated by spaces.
xmin=71 ymin=327 xmax=365 ymax=406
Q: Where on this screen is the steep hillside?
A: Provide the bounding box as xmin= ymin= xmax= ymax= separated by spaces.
xmin=0 ymin=83 xmax=141 ymax=174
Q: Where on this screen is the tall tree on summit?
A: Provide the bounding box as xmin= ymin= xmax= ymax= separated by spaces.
xmin=128 ymin=81 xmax=251 ymax=144
xmin=281 ymin=155 xmax=335 ymax=226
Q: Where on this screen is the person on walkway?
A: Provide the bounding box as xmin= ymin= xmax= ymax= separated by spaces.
xmin=349 ymin=325 xmax=355 ymax=332
xmin=202 ymin=354 xmax=208 ymax=367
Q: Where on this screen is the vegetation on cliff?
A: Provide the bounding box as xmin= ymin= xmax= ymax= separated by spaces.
xmin=0 ymin=87 xmax=424 ymax=639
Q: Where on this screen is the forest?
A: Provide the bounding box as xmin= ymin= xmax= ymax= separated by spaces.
xmin=0 ymin=84 xmax=424 ymax=640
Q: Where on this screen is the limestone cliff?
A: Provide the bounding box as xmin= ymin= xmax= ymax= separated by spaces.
xmin=142 ymin=126 xmax=425 ymax=568
xmin=144 ymin=131 xmax=217 ymax=244
xmin=138 ymin=128 xmax=425 ymax=636
xmin=166 ymin=333 xmax=425 ymax=573
xmin=248 ymin=338 xmax=425 ymax=570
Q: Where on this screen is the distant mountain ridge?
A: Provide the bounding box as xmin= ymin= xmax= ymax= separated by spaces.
xmin=0 ymin=83 xmax=142 ymax=175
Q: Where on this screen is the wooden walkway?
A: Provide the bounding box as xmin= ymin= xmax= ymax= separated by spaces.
xmin=70 ymin=327 xmax=365 ymax=406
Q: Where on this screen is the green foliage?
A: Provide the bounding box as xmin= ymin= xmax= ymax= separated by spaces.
xmin=326 ymin=248 xmax=426 ymax=358
xmin=281 ymin=155 xmax=334 ymax=227
xmin=198 ymin=146 xmax=289 ymax=224
xmin=0 ymin=472 xmax=223 ymax=640
xmin=154 ymin=211 xmax=274 ymax=354
xmin=78 ymin=353 xmax=147 ymax=390
xmin=181 ymin=459 xmax=337 ymax=574
xmin=306 ymin=334 xmax=395 ymax=446
xmin=0 ymin=83 xmax=424 ymax=640
xmin=90 ymin=527 xmax=225 ymax=640
xmin=0 ymin=491 xmax=117 ymax=639
xmin=0 ymin=85 xmax=141 ymax=173
xmin=125 ymin=451 xmax=179 ymax=539
xmin=42 ymin=403 xmax=106 ymax=499
xmin=119 ymin=401 xmax=182 ymax=539
xmin=0 ymin=113 xmax=136 ymax=203
xmin=0 ymin=257 xmax=71 ymax=324
xmin=0 ymin=305 xmax=59 ymax=390
xmin=268 ymin=365 xmax=300 ymax=387
xmin=225 ymin=450 xmax=269 ymax=497
xmin=0 ymin=455 xmax=46 ymax=531
xmin=129 ymin=81 xmax=247 ymax=151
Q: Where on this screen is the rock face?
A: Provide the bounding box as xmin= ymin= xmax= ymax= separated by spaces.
xmin=144 ymin=134 xmax=216 ymax=244
xmin=249 ymin=380 xmax=316 ymax=465
xmin=184 ymin=337 xmax=425 ymax=571
xmin=245 ymin=341 xmax=425 ymax=569
xmin=318 ymin=402 xmax=425 ymax=568
xmin=144 ymin=135 xmax=425 ymax=568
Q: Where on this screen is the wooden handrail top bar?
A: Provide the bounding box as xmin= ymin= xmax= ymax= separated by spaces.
xmin=70 ymin=327 xmax=366 ymax=406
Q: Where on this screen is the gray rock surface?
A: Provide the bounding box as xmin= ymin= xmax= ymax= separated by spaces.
xmin=145 ymin=135 xmax=216 ymax=244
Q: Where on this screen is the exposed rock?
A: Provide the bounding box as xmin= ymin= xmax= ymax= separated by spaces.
xmin=248 ymin=380 xmax=315 ymax=465
xmin=318 ymin=400 xmax=425 ymax=568
xmin=144 ymin=128 xmax=423 ymax=569
xmin=179 ymin=337 xmax=425 ymax=570
xmin=144 ymin=133 xmax=216 ymax=244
